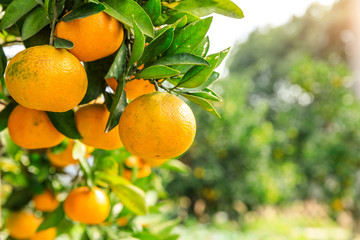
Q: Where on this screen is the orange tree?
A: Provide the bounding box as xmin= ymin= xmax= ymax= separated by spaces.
xmin=0 ymin=0 xmax=243 ymax=239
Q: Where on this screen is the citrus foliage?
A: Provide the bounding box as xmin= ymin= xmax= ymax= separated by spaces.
xmin=0 ymin=0 xmax=243 ymax=239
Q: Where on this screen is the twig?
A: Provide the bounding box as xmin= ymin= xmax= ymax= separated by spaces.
xmin=49 ymin=0 xmax=58 ymax=46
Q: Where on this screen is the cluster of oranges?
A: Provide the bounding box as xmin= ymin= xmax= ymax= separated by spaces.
xmin=4 ymin=11 xmax=196 ymax=239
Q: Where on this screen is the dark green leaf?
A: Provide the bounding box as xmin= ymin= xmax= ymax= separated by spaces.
xmin=137 ymin=66 xmax=180 ymax=79
xmin=37 ymin=205 xmax=65 ymax=231
xmin=185 ymin=88 xmax=221 ymax=102
xmin=128 ymin=18 xmax=145 ymax=68
xmin=0 ymin=46 xmax=7 ymax=77
xmin=177 ymin=48 xmax=229 ymax=88
xmin=54 ymin=37 xmax=74 ymax=49
xmin=47 ymin=110 xmax=82 ymax=139
xmin=174 ymin=0 xmax=244 ymax=19
xmin=105 ymin=40 xmax=127 ymax=80
xmin=44 ymin=0 xmax=65 ymax=23
xmin=103 ymin=0 xmax=154 ymax=37
xmin=166 ymin=11 xmax=200 ymax=25
xmin=3 ymin=188 xmax=33 ymax=211
xmin=35 ymin=0 xmax=43 ymax=5
xmin=80 ymin=55 xmax=112 ymax=104
xmin=143 ymin=0 xmax=161 ymax=24
xmin=105 ymin=77 xmax=127 ymax=132
xmin=111 ymin=184 xmax=148 ymax=215
xmin=165 ymin=17 xmax=212 ymax=56
xmin=155 ymin=16 xmax=187 ymax=37
xmin=150 ymin=53 xmax=209 ymax=67
xmin=0 ymin=102 xmax=17 ymax=132
xmin=23 ymin=26 xmax=50 ymax=48
xmin=181 ymin=93 xmax=220 ymax=118
xmin=61 ymin=2 xmax=106 ymax=22
xmin=0 ymin=0 xmax=38 ymax=30
xmin=138 ymin=28 xmax=174 ymax=65
xmin=21 ymin=6 xmax=49 ymax=40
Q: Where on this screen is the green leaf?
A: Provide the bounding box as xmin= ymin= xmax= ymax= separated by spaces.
xmin=150 ymin=53 xmax=209 ymax=67
xmin=105 ymin=77 xmax=127 ymax=132
xmin=193 ymin=71 xmax=219 ymax=90
xmin=95 ymin=171 xmax=148 ymax=215
xmin=103 ymin=0 xmax=154 ymax=37
xmin=111 ymin=184 xmax=148 ymax=215
xmin=44 ymin=0 xmax=65 ymax=23
xmin=143 ymin=0 xmax=161 ymax=24
xmin=49 ymin=138 xmax=69 ymax=154
xmin=61 ymin=2 xmax=106 ymax=22
xmin=21 ymin=6 xmax=49 ymax=40
xmin=105 ymin=39 xmax=127 ymax=80
xmin=185 ymin=88 xmax=221 ymax=102
xmin=0 ymin=46 xmax=7 ymax=77
xmin=54 ymin=37 xmax=74 ymax=49
xmin=0 ymin=0 xmax=38 ymax=30
xmin=160 ymin=159 xmax=190 ymax=174
xmin=174 ymin=0 xmax=244 ymax=19
xmin=94 ymin=156 xmax=119 ymax=175
xmin=181 ymin=93 xmax=220 ymax=118
xmin=155 ymin=16 xmax=186 ymax=37
xmin=35 ymin=0 xmax=43 ymax=5
xmin=80 ymin=55 xmax=112 ymax=104
xmin=165 ymin=17 xmax=212 ymax=56
xmin=177 ymin=48 xmax=229 ymax=88
xmin=193 ymin=36 xmax=210 ymax=57
xmin=3 ymin=188 xmax=33 ymax=211
xmin=0 ymin=102 xmax=17 ymax=132
xmin=138 ymin=27 xmax=174 ymax=66
xmin=47 ymin=110 xmax=82 ymax=139
xmin=136 ymin=66 xmax=180 ymax=79
xmin=128 ymin=18 xmax=145 ymax=68
xmin=166 ymin=11 xmax=200 ymax=25
xmin=37 ymin=205 xmax=65 ymax=231
xmin=23 ymin=26 xmax=50 ymax=48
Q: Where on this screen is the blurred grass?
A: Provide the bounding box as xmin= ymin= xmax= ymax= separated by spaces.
xmin=175 ymin=203 xmax=354 ymax=240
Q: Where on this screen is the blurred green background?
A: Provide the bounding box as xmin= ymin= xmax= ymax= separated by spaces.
xmin=165 ymin=0 xmax=360 ymax=239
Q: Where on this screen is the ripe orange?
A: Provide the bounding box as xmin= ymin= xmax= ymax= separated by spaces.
xmin=119 ymin=92 xmax=196 ymax=160
xmin=30 ymin=227 xmax=57 ymax=240
xmin=116 ymin=217 xmax=129 ymax=227
xmin=123 ymin=156 xmax=151 ymax=180
xmin=33 ymin=190 xmax=60 ymax=212
xmin=106 ymin=77 xmax=155 ymax=101
xmin=6 ymin=211 xmax=42 ymax=239
xmin=55 ymin=12 xmax=124 ymax=62
xmin=8 ymin=105 xmax=65 ymax=149
xmin=64 ymin=186 xmax=110 ymax=224
xmin=75 ymin=104 xmax=123 ymax=150
xmin=5 ymin=45 xmax=87 ymax=112
xmin=46 ymin=139 xmax=78 ymax=167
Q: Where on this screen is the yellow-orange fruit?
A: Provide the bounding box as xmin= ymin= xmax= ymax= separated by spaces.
xmin=116 ymin=217 xmax=129 ymax=227
xmin=123 ymin=156 xmax=151 ymax=180
xmin=6 ymin=211 xmax=42 ymax=239
xmin=106 ymin=78 xmax=156 ymax=101
xmin=55 ymin=12 xmax=124 ymax=62
xmin=119 ymin=92 xmax=196 ymax=160
xmin=30 ymin=227 xmax=57 ymax=240
xmin=8 ymin=105 xmax=65 ymax=149
xmin=64 ymin=186 xmax=110 ymax=224
xmin=33 ymin=190 xmax=60 ymax=212
xmin=75 ymin=104 xmax=123 ymax=150
xmin=46 ymin=140 xmax=78 ymax=167
xmin=143 ymin=158 xmax=169 ymax=167
xmin=5 ymin=45 xmax=87 ymax=112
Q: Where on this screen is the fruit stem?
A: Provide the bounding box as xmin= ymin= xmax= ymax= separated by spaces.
xmin=49 ymin=0 xmax=58 ymax=46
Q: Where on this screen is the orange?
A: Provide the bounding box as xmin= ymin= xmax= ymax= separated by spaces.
xmin=30 ymin=227 xmax=57 ymax=240
xmin=116 ymin=217 xmax=129 ymax=227
xmin=6 ymin=211 xmax=42 ymax=239
xmin=33 ymin=190 xmax=60 ymax=212
xmin=64 ymin=186 xmax=110 ymax=224
xmin=75 ymin=104 xmax=123 ymax=150
xmin=5 ymin=45 xmax=87 ymax=112
xmin=106 ymin=78 xmax=156 ymax=100
xmin=55 ymin=12 xmax=124 ymax=62
xmin=119 ymin=92 xmax=196 ymax=160
xmin=143 ymin=158 xmax=169 ymax=167
xmin=8 ymin=105 xmax=65 ymax=149
xmin=46 ymin=139 xmax=78 ymax=167
xmin=123 ymin=156 xmax=151 ymax=180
